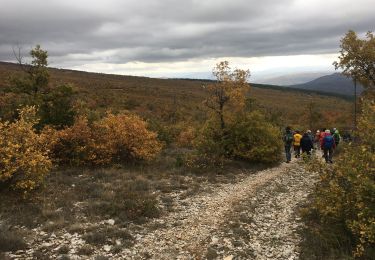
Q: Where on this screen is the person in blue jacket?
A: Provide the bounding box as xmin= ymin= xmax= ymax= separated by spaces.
xmin=321 ymin=129 xmax=336 ymax=163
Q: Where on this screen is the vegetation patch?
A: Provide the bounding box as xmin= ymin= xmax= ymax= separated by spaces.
xmin=0 ymin=226 xmax=27 ymax=252
xmin=301 ymin=101 xmax=375 ymax=258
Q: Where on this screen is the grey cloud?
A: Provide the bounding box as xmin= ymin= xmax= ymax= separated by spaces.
xmin=0 ymin=0 xmax=373 ymax=66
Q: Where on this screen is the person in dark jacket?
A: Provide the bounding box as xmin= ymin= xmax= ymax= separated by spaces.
xmin=283 ymin=126 xmax=294 ymax=163
xmin=300 ymin=132 xmax=314 ymax=155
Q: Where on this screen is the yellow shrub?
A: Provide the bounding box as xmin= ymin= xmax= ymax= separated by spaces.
xmin=92 ymin=113 xmax=163 ymax=164
xmin=49 ymin=112 xmax=163 ymax=165
xmin=47 ymin=117 xmax=94 ymax=165
xmin=0 ymin=106 xmax=52 ymax=191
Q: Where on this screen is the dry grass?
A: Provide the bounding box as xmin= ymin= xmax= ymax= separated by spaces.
xmin=0 ymin=61 xmax=352 ymax=131
xmin=0 ymin=149 xmax=268 ymax=257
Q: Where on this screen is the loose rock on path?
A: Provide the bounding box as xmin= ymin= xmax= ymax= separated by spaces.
xmin=118 ymin=159 xmax=317 ymax=259
xmin=3 ymin=158 xmax=318 ymax=259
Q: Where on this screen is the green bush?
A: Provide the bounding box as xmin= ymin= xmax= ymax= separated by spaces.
xmin=195 ymin=118 xmax=228 ymax=159
xmin=37 ymin=84 xmax=76 ymax=129
xmin=226 ymin=111 xmax=283 ymax=163
xmin=195 ymin=111 xmax=282 ymax=164
xmin=147 ymin=119 xmax=174 ymax=145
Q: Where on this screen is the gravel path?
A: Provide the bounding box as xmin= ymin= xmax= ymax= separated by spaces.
xmin=118 ymin=159 xmax=318 ymax=259
xmin=4 ymin=158 xmax=317 ymax=259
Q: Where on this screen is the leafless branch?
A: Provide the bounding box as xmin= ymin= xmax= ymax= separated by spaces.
xmin=12 ymin=45 xmax=29 ymax=73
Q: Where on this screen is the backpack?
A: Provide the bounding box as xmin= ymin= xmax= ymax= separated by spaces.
xmin=284 ymin=132 xmax=293 ymax=145
xmin=324 ymin=135 xmax=334 ymax=149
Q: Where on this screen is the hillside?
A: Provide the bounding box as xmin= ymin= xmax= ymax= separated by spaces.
xmin=289 ymin=73 xmax=363 ymax=96
xmin=258 ymin=72 xmax=331 ymax=86
xmin=0 ymin=61 xmax=352 ymax=128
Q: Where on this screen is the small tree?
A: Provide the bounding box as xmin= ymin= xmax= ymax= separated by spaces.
xmin=12 ymin=45 xmax=49 ymax=97
xmin=204 ymin=61 xmax=250 ymax=129
xmin=9 ymin=45 xmax=75 ymax=129
xmin=195 ymin=61 xmax=282 ymax=164
xmin=333 ymin=31 xmax=375 ymax=93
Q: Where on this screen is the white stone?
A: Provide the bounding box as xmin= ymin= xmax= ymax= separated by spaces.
xmin=211 ymin=236 xmax=219 ymax=245
xmin=104 ymin=245 xmax=112 ymax=252
xmin=107 ymin=219 xmax=115 ymax=225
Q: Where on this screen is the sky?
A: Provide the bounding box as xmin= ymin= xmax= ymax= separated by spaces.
xmin=0 ymin=0 xmax=373 ymax=83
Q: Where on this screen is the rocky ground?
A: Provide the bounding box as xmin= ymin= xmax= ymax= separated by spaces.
xmin=2 ymin=158 xmax=318 ymax=260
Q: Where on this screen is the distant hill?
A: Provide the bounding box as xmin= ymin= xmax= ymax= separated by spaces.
xmin=258 ymin=72 xmax=331 ymax=86
xmin=289 ymin=73 xmax=363 ymax=96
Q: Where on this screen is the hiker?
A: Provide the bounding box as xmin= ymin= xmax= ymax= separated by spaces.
xmin=283 ymin=126 xmax=294 ymax=163
xmin=300 ymin=132 xmax=314 ymax=155
xmin=314 ymin=130 xmax=321 ymax=149
xmin=319 ymin=128 xmax=328 ymax=149
xmin=307 ymin=130 xmax=314 ymax=142
xmin=332 ymin=128 xmax=341 ymax=147
xmin=321 ymin=129 xmax=336 ymax=163
xmin=293 ymin=130 xmax=302 ymax=158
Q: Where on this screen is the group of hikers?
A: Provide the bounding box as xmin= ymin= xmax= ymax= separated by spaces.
xmin=283 ymin=126 xmax=341 ymax=163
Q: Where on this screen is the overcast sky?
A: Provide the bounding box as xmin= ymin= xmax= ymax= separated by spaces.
xmin=0 ymin=0 xmax=373 ymax=82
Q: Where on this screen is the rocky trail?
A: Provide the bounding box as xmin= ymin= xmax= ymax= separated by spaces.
xmin=119 ymin=159 xmax=317 ymax=260
xmin=4 ymin=158 xmax=318 ymax=260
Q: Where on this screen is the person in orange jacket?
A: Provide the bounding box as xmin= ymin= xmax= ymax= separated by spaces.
xmin=293 ymin=130 xmax=302 ymax=158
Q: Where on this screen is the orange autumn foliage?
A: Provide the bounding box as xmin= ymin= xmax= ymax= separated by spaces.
xmin=48 ymin=112 xmax=163 ymax=165
xmin=0 ymin=106 xmax=52 ymax=192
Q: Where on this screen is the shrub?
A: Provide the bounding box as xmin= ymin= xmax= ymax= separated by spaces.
xmin=176 ymin=125 xmax=196 ymax=148
xmin=147 ymin=119 xmax=175 ymax=145
xmin=37 ymin=84 xmax=76 ymax=129
xmin=93 ymin=113 xmax=163 ymax=164
xmin=195 ymin=119 xmax=228 ymax=159
xmin=47 ymin=116 xmax=93 ymax=165
xmin=49 ymin=112 xmax=163 ymax=165
xmin=304 ymin=100 xmax=375 ymax=257
xmin=194 ymin=111 xmax=282 ymax=164
xmin=0 ymin=106 xmax=52 ymax=191
xmin=226 ymin=111 xmax=283 ymax=163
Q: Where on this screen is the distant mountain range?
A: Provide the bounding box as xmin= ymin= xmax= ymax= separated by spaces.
xmin=289 ymin=73 xmax=363 ymax=96
xmin=258 ymin=72 xmax=331 ymax=86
